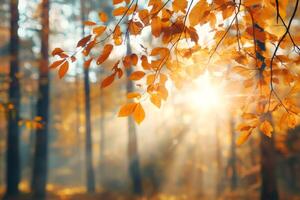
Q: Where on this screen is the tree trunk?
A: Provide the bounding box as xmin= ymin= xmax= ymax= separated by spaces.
xmin=126 ymin=36 xmax=143 ymax=195
xmin=31 ymin=0 xmax=50 ymax=198
xmin=260 ymin=115 xmax=278 ymax=200
xmin=260 ymin=131 xmax=278 ymax=200
xmin=215 ymin=118 xmax=223 ymax=195
xmin=229 ymin=119 xmax=237 ymax=190
xmin=99 ymin=86 xmax=105 ymax=174
xmin=5 ymin=0 xmax=21 ymax=197
xmin=80 ymin=0 xmax=95 ymax=192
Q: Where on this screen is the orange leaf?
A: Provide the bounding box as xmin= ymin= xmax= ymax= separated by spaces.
xmin=130 ymin=54 xmax=138 ymax=65
xmin=287 ymin=114 xmax=297 ymax=128
xmin=77 ymin=35 xmax=92 ymax=47
xmin=117 ymin=68 xmax=123 ymax=79
xmin=113 ymin=7 xmax=127 ymax=16
xmin=133 ymin=103 xmax=145 ymax=124
xmin=58 ymin=61 xmax=69 ymax=79
xmin=172 ymin=0 xmax=187 ymax=13
xmin=84 ymin=21 xmax=97 ymax=26
xmin=260 ymin=120 xmax=273 ymax=137
xmin=146 ymin=74 xmax=155 ymax=85
xmin=189 ymin=0 xmax=209 ymax=26
xmin=97 ymin=44 xmax=113 ymax=65
xmin=158 ymin=85 xmax=168 ymax=100
xmin=141 ymin=55 xmax=151 ymax=70
xmin=50 ymin=59 xmax=65 ymax=69
xmin=113 ymin=0 xmax=124 ymax=5
xmin=101 ymin=74 xmax=115 ymax=88
xmin=236 ymin=130 xmax=252 ymax=146
xmin=129 ymin=71 xmax=145 ymax=81
xmin=52 ymin=48 xmax=64 ymax=56
xmin=127 ymin=92 xmax=141 ymax=99
xmin=151 ymin=16 xmax=161 ymax=37
xmin=98 ymin=12 xmax=108 ymax=23
xmin=93 ymin=26 xmax=106 ymax=36
xmin=150 ymin=94 xmax=161 ymax=108
xmin=150 ymin=47 xmax=170 ymax=58
xmin=118 ymin=102 xmax=137 ymax=117
xmin=84 ymin=58 xmax=93 ymax=69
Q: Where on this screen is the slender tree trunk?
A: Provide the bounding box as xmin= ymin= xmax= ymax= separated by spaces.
xmin=80 ymin=0 xmax=95 ymax=192
xmin=229 ymin=119 xmax=237 ymax=190
xmin=126 ymin=36 xmax=143 ymax=195
xmin=99 ymin=87 xmax=105 ymax=173
xmin=215 ymin=117 xmax=223 ymax=195
xmin=5 ymin=0 xmax=21 ymax=197
xmin=31 ymin=0 xmax=50 ymax=198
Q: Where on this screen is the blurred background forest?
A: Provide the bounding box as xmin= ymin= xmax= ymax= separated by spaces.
xmin=0 ymin=0 xmax=300 ymax=199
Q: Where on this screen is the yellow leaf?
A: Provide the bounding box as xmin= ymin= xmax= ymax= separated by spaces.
xmin=118 ymin=103 xmax=137 ymax=117
xmin=260 ymin=120 xmax=273 ymax=137
xmin=133 ymin=103 xmax=145 ymax=124
xmin=242 ymin=113 xmax=257 ymax=120
xmin=236 ymin=130 xmax=252 ymax=146
xmin=172 ymin=0 xmax=187 ymax=13
xmin=127 ymin=92 xmax=141 ymax=99
xmin=146 ymin=74 xmax=155 ymax=85
xmin=150 ymin=94 xmax=161 ymax=108
xmin=287 ymin=114 xmax=296 ymax=128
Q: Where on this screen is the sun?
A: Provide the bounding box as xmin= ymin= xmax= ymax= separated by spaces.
xmin=189 ymin=71 xmax=225 ymax=112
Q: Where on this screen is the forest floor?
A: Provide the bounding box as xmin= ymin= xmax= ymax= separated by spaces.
xmin=2 ymin=193 xmax=300 ymax=200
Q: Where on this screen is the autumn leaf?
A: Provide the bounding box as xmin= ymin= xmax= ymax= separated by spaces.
xmin=151 ymin=16 xmax=161 ymax=37
xmin=97 ymin=44 xmax=113 ymax=65
xmin=113 ymin=0 xmax=124 ymax=5
xmin=150 ymin=94 xmax=161 ymax=108
xmin=51 ymin=48 xmax=64 ymax=56
xmin=77 ymin=35 xmax=92 ymax=48
xmin=98 ymin=12 xmax=108 ymax=23
xmin=189 ymin=0 xmax=209 ymax=26
xmin=242 ymin=113 xmax=257 ymax=120
xmin=133 ymin=103 xmax=145 ymax=124
xmin=58 ymin=61 xmax=69 ymax=79
xmin=113 ymin=7 xmax=127 ymax=16
xmin=172 ymin=0 xmax=187 ymax=13
xmin=50 ymin=59 xmax=65 ymax=69
xmin=101 ymin=74 xmax=115 ymax=88
xmin=84 ymin=58 xmax=93 ymax=69
xmin=260 ymin=120 xmax=273 ymax=137
xmin=287 ymin=114 xmax=296 ymax=128
xmin=236 ymin=130 xmax=252 ymax=146
xmin=127 ymin=92 xmax=141 ymax=99
xmin=93 ymin=26 xmax=106 ymax=36
xmin=129 ymin=71 xmax=145 ymax=81
xmin=118 ymin=103 xmax=137 ymax=117
xmin=84 ymin=21 xmax=96 ymax=26
xmin=147 ymin=74 xmax=155 ymax=85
